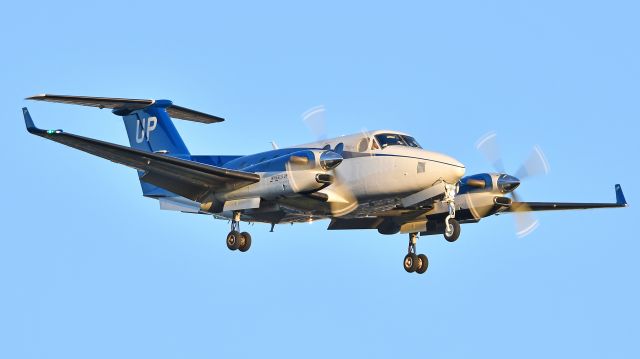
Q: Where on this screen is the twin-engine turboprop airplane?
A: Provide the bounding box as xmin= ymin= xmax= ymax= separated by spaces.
xmin=22 ymin=94 xmax=628 ymax=274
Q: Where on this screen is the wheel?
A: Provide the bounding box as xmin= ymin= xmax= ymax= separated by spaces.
xmin=404 ymin=253 xmax=418 ymax=273
xmin=444 ymin=218 xmax=461 ymax=242
xmin=226 ymin=230 xmax=241 ymax=251
xmin=239 ymin=232 xmax=252 ymax=252
xmin=416 ymin=254 xmax=429 ymax=274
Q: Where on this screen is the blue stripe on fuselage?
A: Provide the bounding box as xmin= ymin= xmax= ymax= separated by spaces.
xmin=223 ymin=148 xmax=320 ymax=171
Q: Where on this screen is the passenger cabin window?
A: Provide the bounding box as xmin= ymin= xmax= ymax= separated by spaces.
xmin=374 ymin=134 xmax=423 ymax=149
xmin=357 ymin=138 xmax=369 ymax=152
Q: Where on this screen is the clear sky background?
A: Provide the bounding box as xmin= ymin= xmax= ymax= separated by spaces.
xmin=1 ymin=1 xmax=638 ymax=358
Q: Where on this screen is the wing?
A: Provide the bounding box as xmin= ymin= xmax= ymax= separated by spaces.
xmin=507 ymin=184 xmax=627 ymax=212
xmin=26 ymin=94 xmax=224 ymax=124
xmin=23 ymin=108 xmax=259 ymax=202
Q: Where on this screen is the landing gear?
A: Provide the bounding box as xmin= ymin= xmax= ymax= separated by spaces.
xmin=416 ymin=254 xmax=428 ymax=274
xmin=239 ymin=232 xmax=252 ymax=252
xmin=443 ymin=182 xmax=461 ymax=243
xmin=226 ymin=231 xmax=242 ymax=250
xmin=404 ymin=233 xmax=429 ymax=274
xmin=444 ymin=218 xmax=461 ymax=242
xmin=226 ymin=211 xmax=252 ymax=252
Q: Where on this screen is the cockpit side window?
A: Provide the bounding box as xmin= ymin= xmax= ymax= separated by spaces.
xmin=371 ymin=138 xmax=380 ymax=150
xmin=375 ymin=134 xmax=407 ymax=149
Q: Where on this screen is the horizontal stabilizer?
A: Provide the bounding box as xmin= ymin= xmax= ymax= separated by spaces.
xmin=27 ymin=94 xmax=224 ymax=124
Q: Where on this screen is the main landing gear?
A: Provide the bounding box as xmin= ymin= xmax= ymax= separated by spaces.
xmin=404 ymin=233 xmax=429 ymax=274
xmin=226 ymin=211 xmax=252 ymax=252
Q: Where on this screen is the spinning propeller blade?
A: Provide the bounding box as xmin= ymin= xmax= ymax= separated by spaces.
xmin=515 ymin=145 xmax=550 ymax=180
xmin=300 ymin=106 xmax=359 ymax=216
xmin=511 ymin=192 xmax=540 ymax=238
xmin=325 ymin=170 xmax=359 ymax=217
xmin=476 ymin=131 xmax=505 ymax=173
xmin=302 ymin=105 xmax=327 ymax=140
xmin=473 ymin=132 xmax=550 ymax=237
xmin=465 ymin=192 xmax=496 ymax=221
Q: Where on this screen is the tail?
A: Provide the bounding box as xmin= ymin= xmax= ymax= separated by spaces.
xmin=120 ymin=101 xmax=191 ymax=197
xmin=27 ymin=94 xmax=224 ymax=197
xmin=120 ymin=100 xmax=190 ymax=157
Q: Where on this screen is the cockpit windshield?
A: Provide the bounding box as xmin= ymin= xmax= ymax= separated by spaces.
xmin=402 ymin=136 xmax=422 ymax=148
xmin=374 ymin=133 xmax=422 ymax=149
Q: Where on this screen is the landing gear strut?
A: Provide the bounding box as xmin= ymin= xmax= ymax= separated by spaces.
xmin=443 ymin=183 xmax=461 ymax=242
xmin=403 ymin=233 xmax=428 ymax=274
xmin=226 ymin=211 xmax=252 ymax=252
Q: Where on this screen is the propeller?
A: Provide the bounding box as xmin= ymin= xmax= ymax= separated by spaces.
xmin=474 ymin=131 xmax=550 ymax=238
xmin=302 ymin=105 xmax=328 ymax=141
xmin=300 ymin=105 xmax=360 ymax=216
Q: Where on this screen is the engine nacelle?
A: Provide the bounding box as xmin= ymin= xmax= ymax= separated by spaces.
xmin=218 ymin=150 xmax=343 ymax=201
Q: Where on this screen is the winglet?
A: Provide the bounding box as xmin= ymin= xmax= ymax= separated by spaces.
xmin=615 ymin=184 xmax=627 ymax=206
xmin=22 ymin=107 xmax=38 ymax=133
xmin=22 ymin=107 xmax=55 ymax=136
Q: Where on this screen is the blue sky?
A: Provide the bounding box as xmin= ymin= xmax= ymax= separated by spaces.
xmin=1 ymin=1 xmax=638 ymax=358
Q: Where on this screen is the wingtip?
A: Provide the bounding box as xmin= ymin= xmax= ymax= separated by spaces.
xmin=615 ymin=184 xmax=628 ymax=207
xmin=22 ymin=107 xmax=37 ymax=132
xmin=25 ymin=94 xmax=47 ymax=100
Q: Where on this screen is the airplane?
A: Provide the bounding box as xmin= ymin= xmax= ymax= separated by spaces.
xmin=22 ymin=94 xmax=628 ymax=275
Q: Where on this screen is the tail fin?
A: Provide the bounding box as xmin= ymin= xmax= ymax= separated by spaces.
xmin=26 ymin=94 xmax=225 ymax=198
xmin=121 ymin=100 xmax=190 ymax=157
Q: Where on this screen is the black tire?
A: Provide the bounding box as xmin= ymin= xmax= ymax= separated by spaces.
xmin=239 ymin=232 xmax=252 ymax=252
xmin=444 ymin=218 xmax=461 ymax=243
xmin=226 ymin=231 xmax=241 ymax=251
xmin=404 ymin=253 xmax=418 ymax=273
xmin=416 ymin=254 xmax=429 ymax=274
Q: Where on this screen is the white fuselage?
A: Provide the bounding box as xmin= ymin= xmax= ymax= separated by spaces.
xmin=217 ymin=130 xmax=466 ymax=217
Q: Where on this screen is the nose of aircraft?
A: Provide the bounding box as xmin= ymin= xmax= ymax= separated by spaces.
xmin=447 ymin=157 xmax=466 ymax=182
xmin=426 ymin=151 xmax=466 ymax=183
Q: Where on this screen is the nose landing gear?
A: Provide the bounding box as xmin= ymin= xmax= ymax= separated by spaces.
xmin=444 ymin=217 xmax=461 ymax=242
xmin=443 ymin=182 xmax=461 ymax=243
xmin=226 ymin=211 xmax=252 ymax=252
xmin=404 ymin=233 xmax=428 ymax=274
